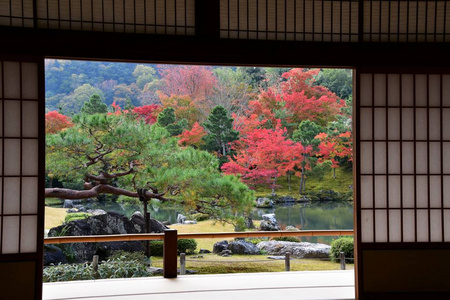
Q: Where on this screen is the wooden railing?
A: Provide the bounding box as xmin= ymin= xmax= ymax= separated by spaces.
xmin=44 ymin=229 xmax=354 ymax=278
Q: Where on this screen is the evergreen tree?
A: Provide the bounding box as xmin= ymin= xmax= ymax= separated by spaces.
xmin=157 ymin=107 xmax=187 ymax=136
xmin=203 ymin=106 xmax=239 ymax=159
xmin=80 ymin=94 xmax=108 ymax=115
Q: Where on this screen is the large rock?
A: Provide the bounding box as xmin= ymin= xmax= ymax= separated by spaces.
xmin=256 ymin=241 xmax=331 ymax=259
xmin=177 ymin=214 xmax=186 ymax=224
xmin=47 ymin=211 xmax=168 ymax=263
xmin=227 ymin=240 xmax=260 ymax=255
xmin=63 ymin=200 xmax=74 ymax=208
xmin=44 ymin=245 xmax=67 ymax=266
xmin=259 ymin=213 xmax=281 ymax=231
xmin=213 ymin=240 xmax=229 ymax=253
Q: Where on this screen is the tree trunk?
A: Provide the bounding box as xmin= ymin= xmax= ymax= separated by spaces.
xmin=288 ymin=173 xmax=291 ymax=191
xmin=299 ymin=167 xmax=305 ymax=195
xmin=333 ymin=167 xmax=336 ymax=179
xmin=272 ymin=177 xmax=277 ymax=196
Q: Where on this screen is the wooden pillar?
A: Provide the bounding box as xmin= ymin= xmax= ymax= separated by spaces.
xmin=163 ymin=229 xmax=178 ymax=278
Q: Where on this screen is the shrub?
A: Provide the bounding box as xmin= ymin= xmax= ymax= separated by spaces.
xmin=65 ymin=213 xmax=92 ymax=223
xmin=330 ymin=237 xmax=354 ymax=263
xmin=272 ymin=236 xmax=300 ymax=243
xmin=98 ymin=258 xmax=150 ymax=278
xmin=190 ymin=213 xmax=209 ymax=222
xmin=43 ymin=263 xmax=94 ymax=282
xmin=149 ymin=241 xmax=164 ymax=256
xmin=109 ymin=250 xmax=148 ymax=264
xmin=178 ymin=239 xmax=197 ymax=254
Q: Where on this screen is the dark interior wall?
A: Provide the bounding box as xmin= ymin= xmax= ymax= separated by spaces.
xmin=0 ymin=261 xmax=36 ymax=300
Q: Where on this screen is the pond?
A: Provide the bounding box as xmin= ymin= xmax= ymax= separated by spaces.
xmin=48 ymin=199 xmax=353 ymax=231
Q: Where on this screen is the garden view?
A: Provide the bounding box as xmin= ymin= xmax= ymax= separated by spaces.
xmin=44 ymin=60 xmax=354 ymax=281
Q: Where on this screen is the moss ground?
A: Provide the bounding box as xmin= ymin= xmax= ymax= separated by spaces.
xmin=150 ymin=253 xmax=353 ymax=274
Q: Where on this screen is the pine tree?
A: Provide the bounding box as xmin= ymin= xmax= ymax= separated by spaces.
xmin=203 ymin=105 xmax=239 ymax=158
xmin=157 ymin=107 xmax=187 ymax=136
xmin=80 ymin=94 xmax=108 ymax=115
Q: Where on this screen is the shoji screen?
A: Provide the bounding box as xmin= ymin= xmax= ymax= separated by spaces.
xmin=356 ymin=70 xmax=450 ymax=298
xmin=0 ymin=58 xmax=44 ymax=300
xmin=220 ymin=0 xmax=359 ymax=41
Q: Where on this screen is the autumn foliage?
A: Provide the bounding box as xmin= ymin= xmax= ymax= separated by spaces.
xmin=45 ymin=111 xmax=73 ymax=134
xmin=178 ymin=122 xmax=207 ymax=148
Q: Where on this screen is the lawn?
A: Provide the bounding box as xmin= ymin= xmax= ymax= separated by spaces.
xmin=150 ymin=253 xmax=353 ymax=274
xmin=45 ymin=207 xmax=67 ymax=229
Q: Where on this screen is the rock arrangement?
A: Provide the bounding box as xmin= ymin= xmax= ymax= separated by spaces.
xmin=46 ymin=211 xmax=168 ymax=264
xmin=256 ymin=197 xmax=274 ymax=208
xmin=256 ymin=241 xmax=331 ymax=259
xmin=259 ymin=213 xmax=281 ymax=231
xmin=213 ymin=240 xmax=260 ymax=256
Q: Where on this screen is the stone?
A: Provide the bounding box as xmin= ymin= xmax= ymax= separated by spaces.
xmin=148 ymin=267 xmax=164 ymax=276
xmin=245 ymin=216 xmax=255 ymax=229
xmin=44 ymin=245 xmax=68 ymax=266
xmin=276 ymin=195 xmax=296 ymax=203
xmin=183 ymin=220 xmax=197 ymax=224
xmin=87 ymin=209 xmax=107 ymax=216
xmin=63 ymin=200 xmax=74 ymax=208
xmin=218 ymin=249 xmax=232 ymax=257
xmin=67 ymin=208 xmax=78 ymax=213
xmin=256 ymin=197 xmax=274 ymax=208
xmin=256 ymin=241 xmax=331 ymax=259
xmin=267 ymin=256 xmax=288 ymax=260
xmin=199 ymin=249 xmax=211 ymax=254
xmin=285 ymin=226 xmax=299 ymax=231
xmin=259 ymin=213 xmax=281 ymax=231
xmin=77 ymin=206 xmax=87 ymax=212
xmin=177 ymin=214 xmax=186 ymax=224
xmin=227 ymin=240 xmax=260 ymax=255
xmin=48 ymin=211 xmax=168 ymax=263
xmin=213 ymin=240 xmax=229 ymax=254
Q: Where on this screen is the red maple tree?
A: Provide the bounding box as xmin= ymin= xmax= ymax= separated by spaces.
xmin=178 ymin=122 xmax=207 ymax=148
xmin=132 ymin=104 xmax=159 ymax=124
xmin=45 ymin=111 xmax=73 ymax=134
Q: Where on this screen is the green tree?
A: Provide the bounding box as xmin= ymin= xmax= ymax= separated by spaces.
xmin=132 ymin=65 xmax=157 ymax=90
xmin=81 ymin=94 xmax=108 ymax=115
xmin=58 ymin=84 xmax=105 ymax=115
xmin=45 ymin=114 xmax=253 ymax=224
xmin=293 ymin=120 xmax=323 ymax=194
xmin=203 ymin=106 xmax=239 ymax=161
xmin=315 ymin=69 xmax=353 ymax=100
xmin=157 ymin=107 xmax=188 ymax=136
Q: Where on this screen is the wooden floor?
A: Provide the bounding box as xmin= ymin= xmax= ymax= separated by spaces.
xmin=43 ymin=270 xmax=355 ymax=300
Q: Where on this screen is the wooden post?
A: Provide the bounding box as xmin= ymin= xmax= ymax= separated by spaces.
xmin=285 ymin=253 xmax=290 ymax=271
xmin=163 ymin=229 xmax=178 ymax=278
xmin=180 ymin=253 xmax=186 ymax=275
xmin=340 ymin=252 xmax=346 ymax=270
xmin=92 ymin=255 xmax=99 ymax=273
xmin=146 ymin=212 xmax=151 ymax=261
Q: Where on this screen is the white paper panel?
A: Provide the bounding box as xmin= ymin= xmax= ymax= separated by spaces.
xmin=375 ymin=176 xmax=387 ymax=208
xmin=374 ymin=74 xmax=386 ymax=106
xmin=4 ymin=100 xmax=21 ymax=137
xmin=389 ymin=209 xmax=402 ymax=242
xmin=416 ymin=209 xmax=429 ymax=242
xmin=361 ymin=176 xmax=373 ymax=209
xmin=429 ymin=109 xmax=441 ymax=141
xmin=22 ymin=139 xmax=38 ymax=176
xmin=445 ymin=210 xmax=450 ymax=242
xmin=0 ymin=144 xmax=2 ymax=176
xmin=402 ymin=108 xmax=414 ymax=140
xmin=443 ymin=143 xmax=450 ymax=173
xmin=21 ymin=63 xmax=38 ymax=100
xmin=375 ymin=210 xmax=388 ymax=242
xmin=387 ymin=142 xmax=400 ymax=174
xmin=388 ymin=176 xmax=401 ymax=208
xmin=360 ymin=108 xmax=372 ymax=140
xmin=429 ymin=142 xmax=441 ymax=174
xmin=415 ymin=74 xmax=428 ymax=106
xmin=374 ymin=108 xmax=386 ymax=140
xmin=388 ymin=108 xmax=400 ymax=140
xmin=429 ymin=75 xmax=441 ymax=107
xmin=443 ymin=75 xmax=450 ymax=106
xmin=361 ymin=210 xmax=374 ymax=243
xmin=20 ymin=216 xmax=37 ymax=253
xmin=22 ymin=101 xmax=39 ymax=138
xmin=22 ymin=177 xmax=38 ymax=214
xmin=3 ymin=62 xmax=20 ymax=99
xmin=2 ymin=216 xmax=20 ymax=254
xmin=444 ymin=176 xmax=450 ymax=208
xmin=387 ymin=74 xmax=400 ymax=106
xmin=416 ymin=176 xmax=428 ymax=208
xmin=374 ymin=142 xmax=386 ymax=174
xmin=360 ymin=74 xmax=373 ymax=106
xmin=402 ymin=175 xmax=415 ymax=208
xmin=430 ymin=176 xmax=442 ymax=208
xmin=402 ymin=142 xmax=414 ymax=174
xmin=430 ymin=210 xmax=442 ymax=242
xmin=3 ymin=177 xmax=20 ymax=215
xmin=4 ymin=139 xmax=20 ymax=175
xmin=402 ymin=209 xmax=415 ymax=242
xmin=443 ymin=109 xmax=450 ymax=140
xmin=401 ymin=74 xmax=414 ymax=106
xmin=361 ymin=142 xmax=373 ymax=174
xmin=415 ymin=109 xmax=427 ymax=140
xmin=416 ymin=142 xmax=428 ymax=174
